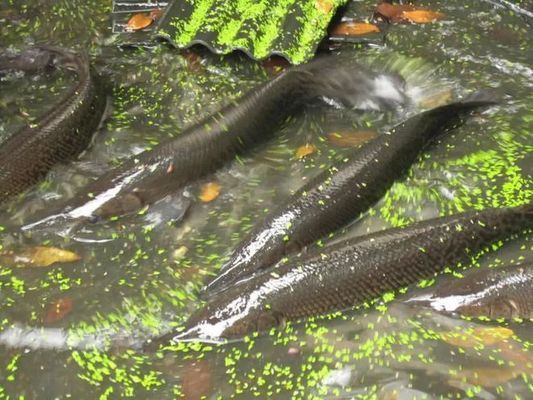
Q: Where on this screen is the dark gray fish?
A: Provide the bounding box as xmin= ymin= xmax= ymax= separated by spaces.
xmin=0 ymin=46 xmax=106 ymax=204
xmin=22 ymin=56 xmax=407 ymax=233
xmin=406 ymin=263 xmax=533 ymax=319
xmin=146 ymin=203 xmax=531 ymax=347
xmin=204 ymin=98 xmax=495 ymax=296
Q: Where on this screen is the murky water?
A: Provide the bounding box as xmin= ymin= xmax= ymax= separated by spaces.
xmin=0 ymin=1 xmax=531 ymax=398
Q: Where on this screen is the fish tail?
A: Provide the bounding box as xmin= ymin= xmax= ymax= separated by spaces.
xmin=295 ymin=55 xmax=408 ymax=111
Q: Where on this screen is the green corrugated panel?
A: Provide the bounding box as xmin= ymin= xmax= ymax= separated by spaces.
xmin=113 ymin=0 xmax=348 ymax=64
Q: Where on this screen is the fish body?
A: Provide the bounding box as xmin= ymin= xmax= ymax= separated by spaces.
xmin=22 ymin=56 xmax=407 ymax=232
xmin=0 ymin=46 xmax=105 ymax=204
xmin=149 ymin=204 xmax=531 ymax=345
xmin=407 ymin=263 xmax=533 ymax=319
xmin=205 ymin=98 xmax=495 ymax=296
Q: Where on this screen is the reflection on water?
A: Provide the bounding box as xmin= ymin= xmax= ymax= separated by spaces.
xmin=0 ymin=0 xmax=531 ymax=398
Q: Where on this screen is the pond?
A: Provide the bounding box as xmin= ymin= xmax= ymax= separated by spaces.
xmin=0 ymin=0 xmax=531 ymax=398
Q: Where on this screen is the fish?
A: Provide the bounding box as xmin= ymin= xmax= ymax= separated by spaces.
xmin=204 ymin=97 xmax=495 ymax=296
xmin=145 ymin=203 xmax=532 ymax=347
xmin=406 ymin=263 xmax=533 ymax=320
xmin=22 ymin=55 xmax=408 ymax=233
xmin=0 ymin=46 xmax=106 ymax=204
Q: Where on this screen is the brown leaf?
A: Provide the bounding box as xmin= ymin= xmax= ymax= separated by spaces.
xmin=262 ymin=56 xmax=290 ymax=76
xmin=295 ymin=144 xmax=317 ymax=159
xmin=401 ymin=10 xmax=444 ymax=24
xmin=375 ymin=3 xmax=415 ymax=22
xmin=441 ymin=326 xmax=514 ymax=348
xmin=182 ymin=359 xmax=212 ymax=400
xmin=331 ymin=22 xmax=380 ymax=36
xmin=327 ymin=130 xmax=377 ymax=147
xmin=44 ymin=297 xmax=74 ymax=324
xmin=199 ymin=182 xmax=221 ymax=203
xmin=126 ymin=13 xmax=154 ymax=31
xmin=0 ymin=246 xmax=81 ymax=268
xmin=316 ymin=0 xmax=334 ymax=14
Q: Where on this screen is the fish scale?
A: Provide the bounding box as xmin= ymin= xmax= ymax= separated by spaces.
xmin=205 ymin=98 xmax=495 ymax=296
xmin=0 ymin=47 xmax=105 ymax=204
xmin=146 ymin=203 xmax=531 ymax=346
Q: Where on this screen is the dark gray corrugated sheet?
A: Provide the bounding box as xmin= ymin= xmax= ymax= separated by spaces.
xmin=112 ymin=0 xmax=348 ymax=64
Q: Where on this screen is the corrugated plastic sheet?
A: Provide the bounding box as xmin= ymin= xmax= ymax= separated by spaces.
xmin=112 ymin=0 xmax=348 ymax=64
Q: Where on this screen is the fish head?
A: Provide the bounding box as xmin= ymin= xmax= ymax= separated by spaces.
xmin=167 ymin=290 xmax=284 ymax=344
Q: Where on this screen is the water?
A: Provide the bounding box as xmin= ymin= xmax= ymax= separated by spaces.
xmin=0 ymin=1 xmax=531 ymax=398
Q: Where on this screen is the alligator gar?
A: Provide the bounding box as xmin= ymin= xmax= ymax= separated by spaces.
xmin=204 ymin=97 xmax=495 ymax=296
xmin=146 ymin=203 xmax=531 ymax=346
xmin=407 ymin=263 xmax=533 ymax=319
xmin=0 ymin=46 xmax=105 ymax=204
xmin=22 ymin=56 xmax=407 ymax=232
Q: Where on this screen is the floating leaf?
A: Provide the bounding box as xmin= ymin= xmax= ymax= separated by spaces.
xmin=44 ymin=297 xmax=74 ymax=324
xmin=126 ymin=13 xmax=154 ymax=31
xmin=0 ymin=246 xmax=81 ymax=268
xmin=401 ymin=10 xmax=444 ymax=24
xmin=327 ymin=130 xmax=377 ymax=147
xmin=295 ymin=144 xmax=317 ymax=159
xmin=331 ymin=22 xmax=380 ymax=36
xmin=441 ymin=326 xmax=514 ymax=348
xmin=199 ymin=182 xmax=221 ymax=203
xmin=418 ymin=89 xmax=453 ymax=109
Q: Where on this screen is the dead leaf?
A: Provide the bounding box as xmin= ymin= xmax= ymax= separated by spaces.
xmin=44 ymin=297 xmax=74 ymax=324
xmin=418 ymin=89 xmax=453 ymax=109
xmin=263 ymin=56 xmax=290 ymax=76
xmin=316 ymin=0 xmax=334 ymax=14
xmin=441 ymin=326 xmax=514 ymax=348
xmin=331 ymin=22 xmax=380 ymax=36
xmin=182 ymin=359 xmax=212 ymax=400
xmin=199 ymin=182 xmax=221 ymax=202
xmin=295 ymin=144 xmax=316 ymax=159
xmin=449 ymin=367 xmax=518 ymax=388
xmin=401 ymin=10 xmax=444 ymax=24
xmin=375 ymin=3 xmax=415 ymax=22
xmin=0 ymin=246 xmax=81 ymax=268
xmin=327 ymin=130 xmax=377 ymax=147
xmin=126 ymin=13 xmax=154 ymax=31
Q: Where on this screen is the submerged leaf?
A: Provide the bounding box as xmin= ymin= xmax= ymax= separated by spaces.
xmin=44 ymin=297 xmax=74 ymax=324
xmin=418 ymin=89 xmax=453 ymax=109
xmin=0 ymin=246 xmax=81 ymax=268
xmin=375 ymin=3 xmax=415 ymax=22
xmin=127 ymin=13 xmax=154 ymax=31
xmin=441 ymin=326 xmax=514 ymax=348
xmin=331 ymin=22 xmax=380 ymax=36
xmin=401 ymin=10 xmax=444 ymax=24
xmin=295 ymin=144 xmax=317 ymax=158
xmin=327 ymin=130 xmax=377 ymax=147
xmin=199 ymin=182 xmax=221 ymax=203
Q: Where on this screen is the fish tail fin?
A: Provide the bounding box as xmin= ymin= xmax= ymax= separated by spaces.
xmin=295 ymin=55 xmax=408 ymax=111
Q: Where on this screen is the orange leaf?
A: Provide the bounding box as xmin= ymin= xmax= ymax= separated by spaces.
xmin=199 ymin=182 xmax=221 ymax=202
xmin=295 ymin=144 xmax=316 ymax=159
xmin=0 ymin=246 xmax=81 ymax=268
xmin=127 ymin=13 xmax=154 ymax=31
xmin=401 ymin=10 xmax=444 ymax=24
xmin=327 ymin=130 xmax=377 ymax=147
xmin=375 ymin=3 xmax=415 ymax=22
xmin=44 ymin=297 xmax=74 ymax=324
xmin=316 ymin=0 xmax=333 ymax=14
xmin=331 ymin=22 xmax=380 ymax=36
